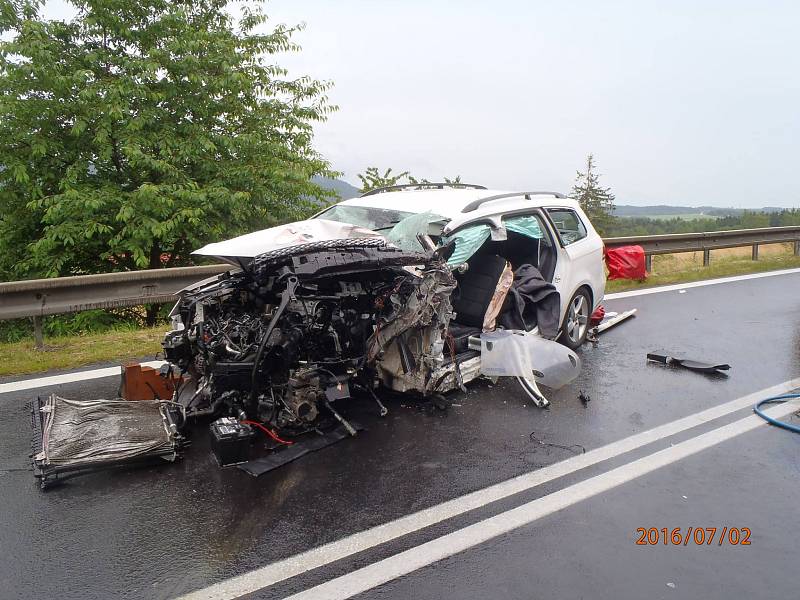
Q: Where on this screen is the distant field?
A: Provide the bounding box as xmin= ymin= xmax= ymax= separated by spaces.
xmin=619 ymin=213 xmax=721 ymax=221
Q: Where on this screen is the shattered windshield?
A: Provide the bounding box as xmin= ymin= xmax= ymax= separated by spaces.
xmin=385 ymin=211 xmax=447 ymax=251
xmin=316 ymin=205 xmax=416 ymax=232
xmin=317 ymin=205 xmax=448 ymax=252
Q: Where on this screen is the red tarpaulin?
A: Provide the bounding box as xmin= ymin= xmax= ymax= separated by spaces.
xmin=605 ymin=245 xmax=647 ymax=280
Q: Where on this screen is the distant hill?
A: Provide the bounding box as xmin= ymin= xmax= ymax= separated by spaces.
xmin=313 ymin=176 xmax=360 ymax=200
xmin=613 ymin=205 xmax=785 ymax=218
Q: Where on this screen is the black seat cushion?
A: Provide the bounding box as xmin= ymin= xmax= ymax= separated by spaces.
xmin=447 ymin=321 xmax=481 ymax=353
xmin=452 ymin=254 xmax=507 ymax=328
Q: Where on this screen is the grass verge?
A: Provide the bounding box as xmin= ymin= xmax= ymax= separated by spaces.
xmin=0 ymin=326 xmax=164 ymax=377
xmin=606 ymin=249 xmax=800 ymax=293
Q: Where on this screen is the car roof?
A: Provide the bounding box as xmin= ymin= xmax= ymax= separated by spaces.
xmin=331 ymin=188 xmax=582 ymax=231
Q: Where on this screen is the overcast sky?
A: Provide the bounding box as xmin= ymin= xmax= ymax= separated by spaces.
xmin=43 ymin=0 xmax=800 ymax=207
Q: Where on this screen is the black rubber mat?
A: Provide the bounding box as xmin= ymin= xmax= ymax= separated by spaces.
xmin=237 ymin=422 xmax=364 ymax=477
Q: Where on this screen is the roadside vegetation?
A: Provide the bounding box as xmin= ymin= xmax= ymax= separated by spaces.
xmin=604 ymin=208 xmax=800 ymax=237
xmin=606 ymin=243 xmax=800 ymax=292
xmin=0 ymin=0 xmax=337 ymax=325
xmin=0 ymin=326 xmax=164 ymax=377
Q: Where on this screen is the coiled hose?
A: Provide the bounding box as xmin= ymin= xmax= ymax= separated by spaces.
xmin=753 ymin=393 xmax=800 ymax=434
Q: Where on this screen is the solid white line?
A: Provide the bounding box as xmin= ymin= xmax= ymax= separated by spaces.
xmin=176 ymin=377 xmax=800 ymax=600
xmin=0 ymin=360 xmax=165 ymax=395
xmin=604 ymin=266 xmax=800 ymax=300
xmin=285 ymin=399 xmax=800 ymax=600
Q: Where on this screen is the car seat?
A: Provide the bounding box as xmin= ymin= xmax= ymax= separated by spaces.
xmin=447 ymin=253 xmax=508 ymax=353
xmin=451 ymin=253 xmax=508 ymax=328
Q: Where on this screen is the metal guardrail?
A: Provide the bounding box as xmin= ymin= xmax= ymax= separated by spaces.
xmin=1 ymin=225 xmax=799 ymax=336
xmin=0 ymin=264 xmax=230 ymax=320
xmin=0 ymin=264 xmax=230 ymax=346
xmin=603 ymin=225 xmax=800 ymax=270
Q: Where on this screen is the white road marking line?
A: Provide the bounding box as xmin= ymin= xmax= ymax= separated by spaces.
xmin=176 ymin=378 xmax=800 ymax=600
xmin=604 ymin=266 xmax=800 ymax=300
xmin=285 ymin=399 xmax=800 ymax=600
xmin=0 ymin=360 xmax=165 ymax=395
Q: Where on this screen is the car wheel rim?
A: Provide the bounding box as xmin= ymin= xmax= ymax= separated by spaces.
xmin=567 ymin=294 xmax=588 ymax=343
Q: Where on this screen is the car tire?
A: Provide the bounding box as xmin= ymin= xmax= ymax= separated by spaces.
xmin=559 ymin=288 xmax=591 ymax=350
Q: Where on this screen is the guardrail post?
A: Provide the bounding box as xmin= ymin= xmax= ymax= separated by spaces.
xmin=645 ymin=254 xmax=652 ymax=272
xmin=703 ymin=249 xmax=710 ymax=266
xmin=752 ymin=244 xmax=759 ymax=261
xmin=794 ymin=240 xmax=800 ymax=256
xmin=33 ymin=315 xmax=44 ymax=350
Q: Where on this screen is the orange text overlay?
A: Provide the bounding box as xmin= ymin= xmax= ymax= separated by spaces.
xmin=635 ymin=527 xmax=751 ymax=546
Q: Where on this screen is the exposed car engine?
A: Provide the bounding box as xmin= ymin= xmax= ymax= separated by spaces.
xmin=162 ymin=239 xmax=456 ymax=435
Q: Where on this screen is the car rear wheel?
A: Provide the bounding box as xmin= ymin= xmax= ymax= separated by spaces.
xmin=560 ymin=288 xmax=590 ymax=350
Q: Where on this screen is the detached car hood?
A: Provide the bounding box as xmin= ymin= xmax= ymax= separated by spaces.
xmin=192 ymin=218 xmax=384 ymax=265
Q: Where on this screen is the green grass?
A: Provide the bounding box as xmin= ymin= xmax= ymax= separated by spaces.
xmin=0 ymin=326 xmax=164 ymax=377
xmin=606 ymin=252 xmax=800 ymax=293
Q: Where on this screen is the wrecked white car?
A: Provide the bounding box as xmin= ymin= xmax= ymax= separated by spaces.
xmin=31 ymin=185 xmax=605 ymax=487
xmin=163 ymin=186 xmax=605 ymax=430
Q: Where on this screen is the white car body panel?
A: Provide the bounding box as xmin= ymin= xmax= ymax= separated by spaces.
xmin=192 ymin=219 xmax=383 ymax=265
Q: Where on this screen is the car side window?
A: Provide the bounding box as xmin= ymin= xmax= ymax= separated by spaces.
xmin=546 ymin=208 xmax=587 ymax=245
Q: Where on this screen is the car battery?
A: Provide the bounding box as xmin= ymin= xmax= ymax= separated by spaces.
xmin=210 ymin=418 xmax=254 ymax=466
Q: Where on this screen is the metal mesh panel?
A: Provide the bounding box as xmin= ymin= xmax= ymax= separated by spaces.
xmin=36 ymin=395 xmax=179 ymax=469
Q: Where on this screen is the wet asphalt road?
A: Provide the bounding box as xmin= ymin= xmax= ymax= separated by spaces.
xmin=1 ymin=271 xmax=799 ymax=600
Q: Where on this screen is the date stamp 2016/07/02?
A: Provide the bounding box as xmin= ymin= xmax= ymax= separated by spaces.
xmin=636 ymin=527 xmax=751 ymax=546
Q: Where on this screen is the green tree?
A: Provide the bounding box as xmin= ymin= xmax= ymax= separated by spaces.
xmin=357 ymin=167 xmax=465 ymax=194
xmin=407 ymin=175 xmax=463 ymax=186
xmin=572 ymin=154 xmax=616 ymax=235
xmin=0 ymin=0 xmax=336 ymax=282
xmin=356 ymin=167 xmax=410 ymax=194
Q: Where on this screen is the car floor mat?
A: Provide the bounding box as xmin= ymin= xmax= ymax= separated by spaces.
xmin=237 ymin=422 xmax=364 ymax=477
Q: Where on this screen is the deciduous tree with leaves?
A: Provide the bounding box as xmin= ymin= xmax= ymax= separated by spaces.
xmin=357 ymin=167 xmax=464 ymax=194
xmin=0 ymin=0 xmax=336 ymax=282
xmin=571 ymin=154 xmax=616 ymax=235
xmin=356 ymin=167 xmax=410 ymax=194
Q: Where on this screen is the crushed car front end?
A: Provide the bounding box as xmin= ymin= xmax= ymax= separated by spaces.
xmin=163 ymin=238 xmax=456 ymax=433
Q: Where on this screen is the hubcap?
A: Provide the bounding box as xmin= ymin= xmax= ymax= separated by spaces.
xmin=566 ymin=294 xmax=588 ymax=343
